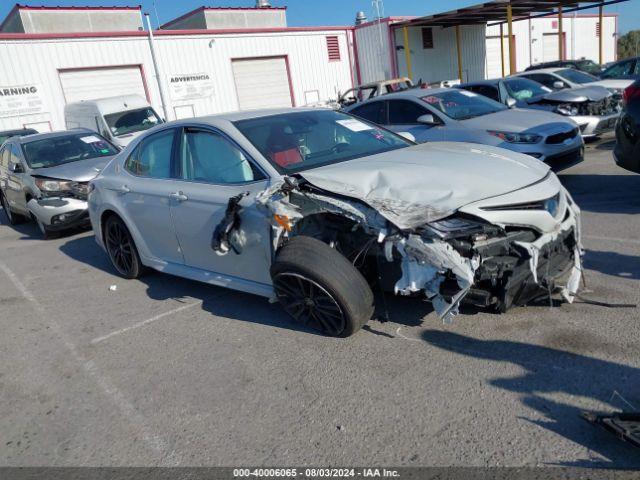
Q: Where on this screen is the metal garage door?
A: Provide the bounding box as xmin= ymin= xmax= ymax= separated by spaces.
xmin=59 ymin=66 xmax=147 ymax=104
xmin=232 ymin=57 xmax=293 ymax=110
xmin=485 ymin=36 xmax=510 ymax=78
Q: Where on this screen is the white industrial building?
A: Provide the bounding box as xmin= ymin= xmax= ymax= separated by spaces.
xmin=0 ymin=1 xmax=621 ymax=134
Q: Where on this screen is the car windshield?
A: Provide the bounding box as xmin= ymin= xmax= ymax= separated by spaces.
xmin=104 ymin=107 xmax=161 ymax=137
xmin=421 ymin=90 xmax=507 ymax=120
xmin=22 ymin=132 xmax=118 ymax=169
xmin=555 ymin=68 xmax=599 ymax=84
xmin=504 ymin=78 xmax=552 ymax=100
xmin=234 ymin=110 xmax=411 ymax=174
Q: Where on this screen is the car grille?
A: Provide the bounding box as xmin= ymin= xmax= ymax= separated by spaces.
xmin=546 ymin=127 xmax=579 ymax=144
xmin=545 ymin=148 xmax=583 ymax=166
xmin=578 ymin=96 xmax=620 ymax=116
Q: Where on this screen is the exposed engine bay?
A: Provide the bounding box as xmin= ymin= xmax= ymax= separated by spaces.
xmin=253 ymin=172 xmax=583 ymax=323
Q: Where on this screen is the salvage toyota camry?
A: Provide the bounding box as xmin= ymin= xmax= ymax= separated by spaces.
xmin=88 ymin=108 xmax=583 ymax=337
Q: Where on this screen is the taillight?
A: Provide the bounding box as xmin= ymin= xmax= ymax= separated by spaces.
xmin=622 ymin=84 xmax=640 ymax=105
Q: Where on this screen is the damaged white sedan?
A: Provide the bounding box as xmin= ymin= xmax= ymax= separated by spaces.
xmin=88 ymin=108 xmax=583 ymax=337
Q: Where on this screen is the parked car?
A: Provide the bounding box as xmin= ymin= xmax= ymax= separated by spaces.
xmin=344 ymin=88 xmax=584 ymax=166
xmin=599 ymin=56 xmax=640 ymax=83
xmin=88 ymin=108 xmax=582 ymax=337
xmin=614 ymin=80 xmax=640 ymax=173
xmin=338 ymin=78 xmax=415 ymax=108
xmin=64 ymin=95 xmax=163 ymax=149
xmin=524 ymin=59 xmax=603 ymax=75
xmin=515 ymin=67 xmax=631 ymax=93
xmin=0 ymin=128 xmax=37 ymax=145
xmin=459 ymin=77 xmax=621 ymax=138
xmin=0 ymin=129 xmax=119 ymax=238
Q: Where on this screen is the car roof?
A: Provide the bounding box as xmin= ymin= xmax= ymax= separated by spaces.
xmin=356 ymin=87 xmax=451 ymax=101
xmin=519 ymin=67 xmax=564 ymax=74
xmin=459 ymin=79 xmax=501 ymax=87
xmin=15 ymin=128 xmax=95 ymax=145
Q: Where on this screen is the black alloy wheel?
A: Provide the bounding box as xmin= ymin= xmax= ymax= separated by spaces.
xmin=273 ymin=272 xmax=346 ymax=336
xmin=105 ymin=216 xmax=142 ymax=279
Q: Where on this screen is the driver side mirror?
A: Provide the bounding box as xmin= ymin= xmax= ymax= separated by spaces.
xmin=553 ymin=80 xmax=567 ymax=90
xmin=10 ymin=162 xmax=24 ymax=174
xmin=417 ymin=114 xmax=439 ymax=126
xmin=506 ymin=97 xmax=517 ymax=108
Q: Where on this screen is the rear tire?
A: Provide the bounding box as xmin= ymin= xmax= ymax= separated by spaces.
xmin=271 ymin=236 xmax=374 ymax=337
xmin=104 ymin=215 xmax=144 ymax=279
xmin=1 ymin=192 xmax=26 ymax=225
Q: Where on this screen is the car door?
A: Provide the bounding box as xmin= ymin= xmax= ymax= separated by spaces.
xmin=5 ymin=143 xmax=29 ymax=214
xmin=119 ymin=127 xmax=184 ymax=264
xmin=386 ymin=99 xmax=445 ymax=142
xmin=169 ymin=126 xmax=272 ymax=285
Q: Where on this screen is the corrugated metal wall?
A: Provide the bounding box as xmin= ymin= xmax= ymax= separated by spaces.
xmin=0 ymin=29 xmax=354 ymax=131
xmin=354 ymin=21 xmax=393 ymax=84
xmin=393 ymin=24 xmax=487 ymax=84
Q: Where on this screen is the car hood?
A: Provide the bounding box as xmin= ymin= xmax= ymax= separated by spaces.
xmin=31 ymin=155 xmax=115 ymax=182
xmin=538 ymin=85 xmax=611 ymax=103
xmin=298 ymin=142 xmax=550 ymax=230
xmin=589 ymin=79 xmax=634 ymax=90
xmin=459 ymin=108 xmax=575 ymax=134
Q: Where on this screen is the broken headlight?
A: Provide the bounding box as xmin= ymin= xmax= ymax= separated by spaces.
xmin=487 ymin=131 xmax=542 ymax=144
xmin=555 ymin=103 xmax=579 ymax=116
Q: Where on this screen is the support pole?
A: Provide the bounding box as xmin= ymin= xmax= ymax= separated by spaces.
xmin=455 ymin=25 xmax=463 ymax=82
xmin=598 ymin=4 xmax=604 ymax=65
xmin=499 ymin=23 xmax=505 ymax=77
xmin=558 ymin=5 xmax=564 ymax=60
xmin=145 ymin=13 xmax=170 ymax=121
xmin=403 ymin=26 xmax=413 ymax=80
xmin=507 ymin=3 xmax=515 ymax=74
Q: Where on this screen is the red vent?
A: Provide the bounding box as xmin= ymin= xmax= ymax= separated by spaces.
xmin=596 ymin=22 xmax=601 ymax=37
xmin=326 ymin=36 xmax=341 ymax=61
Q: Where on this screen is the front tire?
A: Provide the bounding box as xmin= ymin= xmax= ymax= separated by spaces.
xmin=1 ymin=192 xmax=26 ymax=225
xmin=271 ymin=236 xmax=374 ymax=337
xmin=104 ymin=215 xmax=144 ymax=279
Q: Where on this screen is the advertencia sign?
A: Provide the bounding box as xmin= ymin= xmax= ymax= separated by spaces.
xmin=0 ymin=84 xmax=46 ymax=118
xmin=168 ymin=73 xmax=215 ymax=101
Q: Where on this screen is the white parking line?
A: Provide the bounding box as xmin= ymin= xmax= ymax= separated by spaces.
xmin=584 ymin=235 xmax=640 ymax=246
xmin=91 ymin=301 xmax=201 ymax=345
xmin=0 ymin=260 xmax=182 ymax=465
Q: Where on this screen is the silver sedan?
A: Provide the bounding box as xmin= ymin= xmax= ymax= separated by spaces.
xmin=344 ymin=88 xmax=584 ymax=167
xmin=88 ymin=108 xmax=582 ymax=337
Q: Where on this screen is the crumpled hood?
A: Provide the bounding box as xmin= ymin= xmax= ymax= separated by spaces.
xmin=537 ymin=85 xmax=611 ymax=103
xmin=460 ymin=108 xmax=575 ymax=134
xmin=298 ymin=142 xmax=550 ymax=230
xmin=31 ymin=155 xmax=115 ymax=183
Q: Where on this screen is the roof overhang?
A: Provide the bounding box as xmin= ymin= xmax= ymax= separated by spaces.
xmin=393 ymin=0 xmax=626 ymax=28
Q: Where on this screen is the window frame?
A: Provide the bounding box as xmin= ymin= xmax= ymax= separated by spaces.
xmin=123 ymin=127 xmax=180 ymax=180
xmin=175 ymin=126 xmax=268 ymax=187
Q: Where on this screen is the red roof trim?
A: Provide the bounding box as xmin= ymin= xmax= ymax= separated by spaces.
xmin=0 ymin=25 xmax=354 ymax=40
xmin=160 ymin=5 xmax=287 ymax=29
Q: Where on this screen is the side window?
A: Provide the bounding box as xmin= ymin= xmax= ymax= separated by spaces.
xmin=179 ymin=129 xmax=263 ymax=184
xmin=468 ymin=85 xmax=500 ymax=102
xmin=349 ymin=101 xmax=386 ymax=125
xmin=523 ymin=74 xmax=556 ymax=89
xmin=0 ymin=147 xmax=7 ymax=168
xmin=633 ymin=60 xmax=640 ymax=76
xmin=388 ymin=100 xmax=429 ymax=125
xmin=125 ymin=129 xmax=174 ymax=178
xmin=602 ymin=60 xmax=633 ymax=78
xmin=9 ymin=144 xmax=22 ymax=166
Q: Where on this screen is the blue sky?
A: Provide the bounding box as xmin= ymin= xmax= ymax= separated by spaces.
xmin=2 ymin=0 xmax=638 ymax=33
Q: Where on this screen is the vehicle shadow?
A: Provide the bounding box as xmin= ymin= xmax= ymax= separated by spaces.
xmin=557 ymin=174 xmax=640 ymax=214
xmin=421 ymin=330 xmax=640 ymax=468
xmin=58 ymin=234 xmax=432 ymax=337
xmin=583 ymin=249 xmax=640 ymax=281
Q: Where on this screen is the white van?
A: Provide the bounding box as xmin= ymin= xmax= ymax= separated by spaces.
xmin=64 ymin=95 xmax=163 ymax=149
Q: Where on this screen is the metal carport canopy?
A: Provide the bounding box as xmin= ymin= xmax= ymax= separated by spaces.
xmin=392 ymin=0 xmax=629 ymax=79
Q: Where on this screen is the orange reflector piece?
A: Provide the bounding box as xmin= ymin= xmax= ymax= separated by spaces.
xmin=274 ymin=214 xmax=292 ymax=232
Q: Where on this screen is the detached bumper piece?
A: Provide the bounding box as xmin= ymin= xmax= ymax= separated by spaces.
xmin=27 ymin=197 xmax=90 ymax=231
xmin=582 ymin=411 xmax=640 ymax=449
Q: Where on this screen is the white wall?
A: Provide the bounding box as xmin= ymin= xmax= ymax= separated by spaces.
xmin=354 ymin=20 xmax=394 ymax=84
xmin=0 ymin=29 xmax=354 ymax=132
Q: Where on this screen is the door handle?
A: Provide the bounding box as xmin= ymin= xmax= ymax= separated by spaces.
xmin=112 ymin=185 xmax=130 ymax=194
xmin=169 ymin=191 xmax=188 ymax=202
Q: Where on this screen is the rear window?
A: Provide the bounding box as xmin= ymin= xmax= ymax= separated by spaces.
xmin=555 ymin=68 xmax=599 ymax=85
xmin=22 ymin=132 xmax=118 ymax=169
xmin=104 ymin=107 xmax=161 ymax=137
xmin=421 ymin=90 xmax=506 ymax=120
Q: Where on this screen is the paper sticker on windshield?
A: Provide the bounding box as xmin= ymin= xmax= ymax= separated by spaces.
xmin=80 ymin=135 xmax=102 ymax=144
xmin=337 ymin=119 xmax=373 ymax=132
xmin=458 ymin=90 xmax=477 ymax=97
